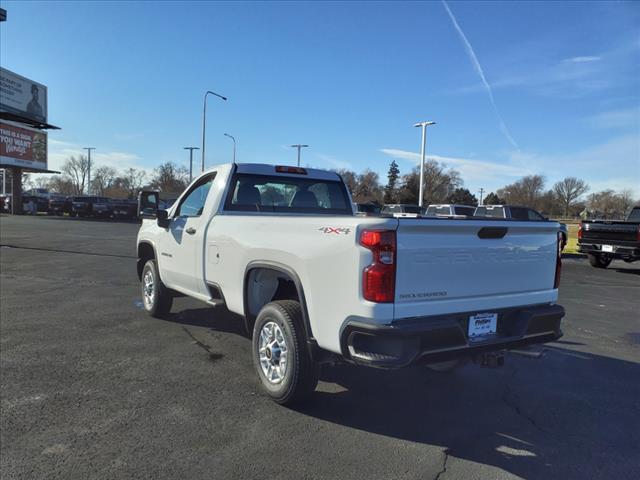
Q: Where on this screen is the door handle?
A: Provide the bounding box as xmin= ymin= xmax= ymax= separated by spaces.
xmin=186 ymin=227 xmax=196 ymax=235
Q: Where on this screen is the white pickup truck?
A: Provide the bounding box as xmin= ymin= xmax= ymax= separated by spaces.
xmin=137 ymin=163 xmax=565 ymax=404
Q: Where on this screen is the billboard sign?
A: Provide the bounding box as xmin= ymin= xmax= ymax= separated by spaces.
xmin=0 ymin=67 xmax=48 ymax=125
xmin=0 ymin=120 xmax=48 ymax=171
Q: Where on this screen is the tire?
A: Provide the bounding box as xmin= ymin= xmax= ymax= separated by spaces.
xmin=588 ymin=253 xmax=612 ymax=269
xmin=252 ymin=300 xmax=318 ymax=405
xmin=427 ymin=358 xmax=469 ymax=373
xmin=141 ymin=259 xmax=173 ymax=318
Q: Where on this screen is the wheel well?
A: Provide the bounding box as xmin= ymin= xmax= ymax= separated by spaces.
xmin=244 ymin=267 xmax=300 ymax=332
xmin=137 ymin=242 xmax=155 ymax=280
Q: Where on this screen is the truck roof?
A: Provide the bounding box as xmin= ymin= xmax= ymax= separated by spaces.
xmin=206 ymin=163 xmax=342 ymax=181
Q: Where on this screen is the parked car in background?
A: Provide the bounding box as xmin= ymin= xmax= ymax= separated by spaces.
xmin=22 ymin=194 xmax=49 ymax=213
xmin=475 ymin=204 xmax=568 ymax=250
xmin=25 ymin=188 xmax=51 ymax=199
xmin=474 ymin=204 xmax=546 ymax=221
xmin=424 ymin=204 xmax=476 ymax=217
xmin=112 ymin=199 xmax=138 ymax=219
xmin=160 ymin=198 xmax=178 ymax=210
xmin=70 ymin=196 xmax=95 ymax=217
xmin=578 ymin=206 xmax=640 ymax=268
xmin=1 ymin=194 xmax=11 ymax=213
xmin=92 ymin=197 xmax=114 ymax=218
xmin=355 ymin=203 xmax=382 ymax=215
xmin=47 ymin=194 xmax=69 ymax=216
xmin=381 ymin=204 xmax=422 ymax=217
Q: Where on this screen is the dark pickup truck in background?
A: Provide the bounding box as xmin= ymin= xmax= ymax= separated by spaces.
xmin=578 ymin=206 xmax=640 ymax=268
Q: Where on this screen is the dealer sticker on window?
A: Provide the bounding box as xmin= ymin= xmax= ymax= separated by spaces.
xmin=468 ymin=312 xmax=497 ymax=340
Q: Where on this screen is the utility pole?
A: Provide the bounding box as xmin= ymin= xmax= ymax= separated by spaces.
xmin=478 ymin=187 xmax=485 ymax=205
xmin=201 ymin=90 xmax=227 ymax=173
xmin=412 ymin=121 xmax=436 ymax=208
xmin=224 ymin=133 xmax=236 ymax=163
xmin=290 ymin=144 xmax=309 ymax=167
xmin=83 ymin=147 xmax=95 ymax=195
xmin=184 ymin=147 xmax=199 ymax=182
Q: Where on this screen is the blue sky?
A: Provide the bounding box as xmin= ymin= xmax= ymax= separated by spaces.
xmin=1 ymin=0 xmax=639 ymax=196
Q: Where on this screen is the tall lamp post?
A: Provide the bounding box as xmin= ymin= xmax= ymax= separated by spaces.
xmin=413 ymin=121 xmax=436 ymax=208
xmin=184 ymin=146 xmax=199 ymax=182
xmin=201 ymin=90 xmax=227 ymax=172
xmin=290 ymin=144 xmax=309 ymax=167
xmin=224 ymin=133 xmax=236 ymax=163
xmin=83 ymin=147 xmax=95 ymax=195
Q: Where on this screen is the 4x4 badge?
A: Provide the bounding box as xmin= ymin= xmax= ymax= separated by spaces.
xmin=318 ymin=227 xmax=351 ymax=235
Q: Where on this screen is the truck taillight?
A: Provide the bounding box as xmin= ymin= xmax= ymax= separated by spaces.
xmin=578 ymin=224 xmax=583 ymax=240
xmin=554 ymin=231 xmax=562 ymax=289
xmin=360 ymin=229 xmax=396 ymax=303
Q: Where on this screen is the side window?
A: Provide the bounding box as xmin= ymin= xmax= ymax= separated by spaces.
xmin=175 ymin=174 xmax=216 ymax=218
xmin=527 ymin=209 xmax=544 ymax=221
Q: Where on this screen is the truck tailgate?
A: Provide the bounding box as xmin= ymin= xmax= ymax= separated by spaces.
xmin=394 ymin=219 xmax=559 ymax=320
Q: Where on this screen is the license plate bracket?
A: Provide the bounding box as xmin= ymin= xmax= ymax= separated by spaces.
xmin=468 ymin=312 xmax=498 ymax=341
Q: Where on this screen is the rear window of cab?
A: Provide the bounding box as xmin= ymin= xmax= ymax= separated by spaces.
xmin=224 ymin=173 xmax=352 ymax=214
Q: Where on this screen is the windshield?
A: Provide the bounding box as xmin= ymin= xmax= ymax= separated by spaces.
xmin=225 ymin=173 xmax=351 ymax=214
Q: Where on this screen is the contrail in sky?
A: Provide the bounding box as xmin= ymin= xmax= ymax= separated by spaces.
xmin=442 ymin=0 xmax=520 ymax=151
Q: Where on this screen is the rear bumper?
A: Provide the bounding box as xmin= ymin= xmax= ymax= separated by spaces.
xmin=578 ymin=242 xmax=640 ymax=259
xmin=340 ymin=303 xmax=564 ymax=368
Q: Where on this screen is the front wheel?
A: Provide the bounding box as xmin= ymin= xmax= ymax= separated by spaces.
xmin=588 ymin=253 xmax=612 ymax=269
xmin=252 ymin=300 xmax=318 ymax=405
xmin=141 ymin=259 xmax=173 ymax=317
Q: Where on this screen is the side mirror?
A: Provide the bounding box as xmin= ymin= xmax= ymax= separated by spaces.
xmin=156 ymin=208 xmax=170 ymax=228
xmin=138 ymin=191 xmax=160 ymax=219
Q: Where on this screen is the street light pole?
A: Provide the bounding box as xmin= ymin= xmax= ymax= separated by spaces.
xmin=478 ymin=187 xmax=485 ymax=205
xmin=201 ymin=90 xmax=227 ymax=173
xmin=83 ymin=147 xmax=95 ymax=195
xmin=184 ymin=147 xmax=199 ymax=182
xmin=290 ymin=144 xmax=309 ymax=167
xmin=412 ymin=121 xmax=436 ymax=208
xmin=224 ymin=133 xmax=236 ymax=163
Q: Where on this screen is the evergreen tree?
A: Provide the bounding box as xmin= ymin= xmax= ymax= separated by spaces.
xmin=383 ymin=160 xmax=400 ymax=203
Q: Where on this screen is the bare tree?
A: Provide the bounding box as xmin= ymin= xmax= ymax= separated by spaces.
xmin=553 ymin=177 xmax=589 ymax=217
xmin=398 ymin=160 xmax=462 ymax=205
xmin=33 ymin=176 xmax=51 ymax=189
xmin=122 ymin=168 xmax=147 ymax=198
xmin=60 ymin=155 xmax=90 ymax=195
xmin=149 ymin=162 xmax=189 ymax=194
xmin=498 ymin=175 xmax=546 ymax=209
xmin=91 ymin=166 xmax=117 ymax=196
xmin=616 ymin=189 xmax=636 ymax=217
xmin=49 ymin=176 xmax=75 ymax=195
xmin=353 ymin=170 xmax=383 ymax=204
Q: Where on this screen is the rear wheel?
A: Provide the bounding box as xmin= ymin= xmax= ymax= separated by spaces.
xmin=141 ymin=259 xmax=173 ymax=317
xmin=588 ymin=253 xmax=612 ymax=269
xmin=252 ymin=300 xmax=318 ymax=405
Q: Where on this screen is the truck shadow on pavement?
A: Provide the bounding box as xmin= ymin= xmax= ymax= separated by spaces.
xmin=295 ymin=347 xmax=640 ymax=479
xmin=163 ymin=304 xmax=639 ymax=479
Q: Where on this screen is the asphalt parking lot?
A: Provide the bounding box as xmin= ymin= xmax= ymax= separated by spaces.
xmin=1 ymin=214 xmax=639 ymax=480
